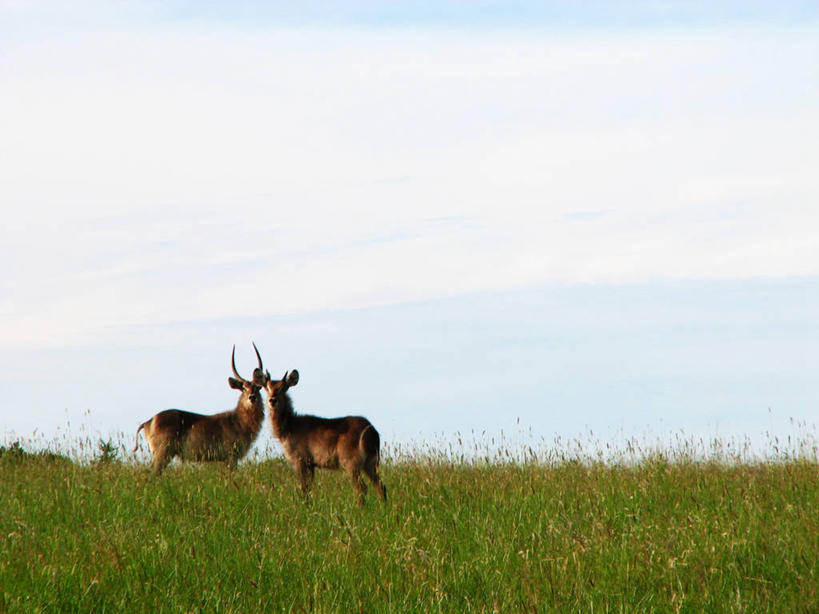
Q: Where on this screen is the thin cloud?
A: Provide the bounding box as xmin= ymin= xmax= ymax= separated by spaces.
xmin=1 ymin=20 xmax=817 ymax=350
xmin=563 ymin=210 xmax=614 ymax=223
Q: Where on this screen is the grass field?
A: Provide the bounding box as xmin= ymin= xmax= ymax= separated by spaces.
xmin=1 ymin=438 xmax=817 ymax=613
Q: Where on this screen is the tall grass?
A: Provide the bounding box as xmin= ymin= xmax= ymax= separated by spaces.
xmin=1 ymin=433 xmax=817 ymax=612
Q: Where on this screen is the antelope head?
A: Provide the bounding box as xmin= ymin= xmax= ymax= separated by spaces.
xmin=264 ymin=369 xmax=300 ymax=411
xmin=229 ymin=342 xmax=266 ymax=410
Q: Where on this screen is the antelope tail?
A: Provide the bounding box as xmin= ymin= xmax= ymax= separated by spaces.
xmin=360 ymin=424 xmax=381 ymax=465
xmin=132 ymin=421 xmax=148 ymax=454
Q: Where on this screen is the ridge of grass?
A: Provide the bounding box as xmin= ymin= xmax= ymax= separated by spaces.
xmin=1 ymin=442 xmax=817 ymax=612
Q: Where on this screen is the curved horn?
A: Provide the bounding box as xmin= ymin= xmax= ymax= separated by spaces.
xmin=231 ymin=345 xmax=247 ymax=383
xmin=252 ymin=341 xmax=263 ymax=371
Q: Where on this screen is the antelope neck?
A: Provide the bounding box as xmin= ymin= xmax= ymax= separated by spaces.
xmin=269 ymin=394 xmax=296 ymax=437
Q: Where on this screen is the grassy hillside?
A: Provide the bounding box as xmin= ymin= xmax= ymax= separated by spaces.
xmin=1 ymin=443 xmax=817 ymax=613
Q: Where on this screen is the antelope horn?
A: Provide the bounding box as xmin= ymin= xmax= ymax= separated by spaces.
xmin=231 ymin=345 xmax=247 ymax=383
xmin=252 ymin=341 xmax=263 ymax=371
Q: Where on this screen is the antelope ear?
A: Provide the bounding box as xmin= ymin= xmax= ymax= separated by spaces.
xmin=228 ymin=377 xmax=244 ymax=390
xmin=286 ymin=369 xmax=300 ymax=387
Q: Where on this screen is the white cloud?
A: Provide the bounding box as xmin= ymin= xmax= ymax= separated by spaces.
xmin=1 ymin=22 xmax=818 ymax=349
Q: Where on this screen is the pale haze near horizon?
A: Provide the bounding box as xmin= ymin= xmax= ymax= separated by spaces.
xmin=1 ymin=2 xmax=818 ymax=458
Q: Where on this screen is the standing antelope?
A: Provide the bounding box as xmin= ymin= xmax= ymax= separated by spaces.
xmin=133 ymin=344 xmax=267 ymax=473
xmin=264 ymin=369 xmax=387 ymax=504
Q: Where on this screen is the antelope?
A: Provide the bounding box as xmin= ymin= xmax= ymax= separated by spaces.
xmin=264 ymin=369 xmax=387 ymax=504
xmin=133 ymin=344 xmax=266 ymax=473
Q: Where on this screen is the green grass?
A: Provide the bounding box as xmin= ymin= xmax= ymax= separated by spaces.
xmin=1 ymin=442 xmax=817 ymax=613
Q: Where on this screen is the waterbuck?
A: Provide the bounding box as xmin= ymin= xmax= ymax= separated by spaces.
xmin=264 ymin=369 xmax=387 ymax=504
xmin=133 ymin=344 xmax=266 ymax=473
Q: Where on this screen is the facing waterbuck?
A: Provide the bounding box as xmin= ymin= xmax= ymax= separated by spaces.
xmin=264 ymin=369 xmax=387 ymax=504
xmin=133 ymin=344 xmax=266 ymax=473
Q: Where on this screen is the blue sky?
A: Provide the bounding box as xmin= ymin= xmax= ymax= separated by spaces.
xmin=154 ymin=2 xmax=817 ymax=28
xmin=1 ymin=2 xmax=817 ymax=458
xmin=5 ymin=1 xmax=814 ymax=28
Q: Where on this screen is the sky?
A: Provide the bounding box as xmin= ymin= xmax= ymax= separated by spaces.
xmin=1 ymin=1 xmax=818 ymax=460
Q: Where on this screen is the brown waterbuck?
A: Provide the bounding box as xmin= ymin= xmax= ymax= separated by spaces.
xmin=264 ymin=369 xmax=387 ymax=504
xmin=133 ymin=344 xmax=267 ymax=473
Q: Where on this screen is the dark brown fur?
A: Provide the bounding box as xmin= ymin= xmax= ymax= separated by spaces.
xmin=265 ymin=370 xmax=386 ymax=504
xmin=133 ymin=345 xmax=266 ymax=473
